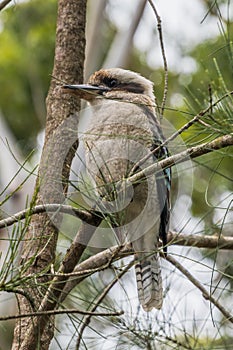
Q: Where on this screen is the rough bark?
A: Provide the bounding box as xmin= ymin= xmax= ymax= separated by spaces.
xmin=12 ymin=0 xmax=86 ymax=349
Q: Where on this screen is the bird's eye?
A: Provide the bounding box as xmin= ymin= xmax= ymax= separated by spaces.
xmin=108 ymin=79 xmax=118 ymax=88
xmin=103 ymin=77 xmax=118 ymax=88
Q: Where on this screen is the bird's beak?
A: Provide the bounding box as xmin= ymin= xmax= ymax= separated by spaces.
xmin=63 ymin=84 xmax=110 ymax=100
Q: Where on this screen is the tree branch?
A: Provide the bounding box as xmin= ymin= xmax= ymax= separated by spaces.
xmin=61 ymin=245 xmax=132 ymax=302
xmin=0 ymin=0 xmax=12 ymax=11
xmin=59 ymin=232 xmax=233 ymax=303
xmin=0 ymin=308 xmax=123 ymax=322
xmin=57 ymin=239 xmax=233 ymax=327
xmin=166 ymin=254 xmax=233 ymax=323
xmin=12 ymin=0 xmax=87 ymax=348
xmin=129 ymin=133 xmax=233 ymax=184
xmin=2 ymin=202 xmax=233 ymax=251
xmin=2 ymin=133 xmax=232 ymax=232
xmin=130 ymin=90 xmax=233 ymax=175
xmin=167 ymin=231 xmax=233 ymax=249
xmin=148 ymin=0 xmax=168 ymax=117
xmin=0 ymin=204 xmax=93 ymax=229
xmin=75 ymin=260 xmax=133 ymax=349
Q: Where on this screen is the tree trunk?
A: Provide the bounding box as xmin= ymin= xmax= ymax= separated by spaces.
xmin=12 ymin=0 xmax=86 ymax=349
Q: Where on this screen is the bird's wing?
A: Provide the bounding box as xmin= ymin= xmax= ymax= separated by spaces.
xmin=151 ymin=141 xmax=171 ymax=254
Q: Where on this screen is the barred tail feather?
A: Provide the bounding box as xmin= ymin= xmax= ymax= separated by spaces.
xmin=135 ymin=253 xmax=163 ymax=311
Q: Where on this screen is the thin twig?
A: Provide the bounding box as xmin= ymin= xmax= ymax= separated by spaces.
xmin=4 ymin=289 xmax=36 ymax=311
xmin=1 ymin=133 xmax=233 ymax=232
xmin=208 ymin=83 xmax=213 ymax=114
xmin=0 ymin=204 xmax=94 ymax=229
xmin=130 ymin=90 xmax=233 ymax=175
xmin=166 ymin=254 xmax=233 ymax=323
xmin=0 ymin=308 xmax=123 ymax=321
xmin=60 ymin=245 xmax=132 ymax=303
xmin=38 ymin=222 xmax=102 ymax=310
xmin=75 ymin=261 xmax=133 ymax=349
xmin=197 ymin=119 xmax=223 ymax=134
xmin=129 ymin=133 xmax=233 ymax=184
xmin=157 ymin=334 xmax=194 ymax=350
xmin=0 ymin=0 xmax=12 ymax=11
xmin=148 ymin=0 xmax=168 ymax=117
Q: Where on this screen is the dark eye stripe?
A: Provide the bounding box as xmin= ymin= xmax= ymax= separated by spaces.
xmin=101 ymin=77 xmax=144 ymax=94
xmin=119 ymin=83 xmax=144 ymax=94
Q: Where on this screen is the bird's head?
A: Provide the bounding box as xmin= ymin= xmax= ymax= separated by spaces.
xmin=63 ymin=68 xmax=155 ymax=106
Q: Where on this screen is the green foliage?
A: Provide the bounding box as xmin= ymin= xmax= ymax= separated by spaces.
xmin=182 ymin=18 xmax=233 ymax=132
xmin=0 ymin=0 xmax=57 ymax=152
xmin=183 ymin=26 xmax=233 ymax=220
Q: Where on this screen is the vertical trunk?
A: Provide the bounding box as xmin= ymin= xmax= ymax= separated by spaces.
xmin=12 ymin=0 xmax=86 ymax=349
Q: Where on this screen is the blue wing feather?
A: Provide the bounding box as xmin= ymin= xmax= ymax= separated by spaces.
xmin=151 ymin=141 xmax=171 ymax=254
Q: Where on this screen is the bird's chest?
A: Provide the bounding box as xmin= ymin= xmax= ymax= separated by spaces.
xmin=85 ymin=103 xmax=153 ymax=170
xmin=83 ymin=102 xmax=156 ymax=203
xmin=84 ymin=123 xmax=152 ymax=181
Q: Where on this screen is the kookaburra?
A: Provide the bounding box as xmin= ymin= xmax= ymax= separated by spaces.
xmin=63 ymin=68 xmax=171 ymax=311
